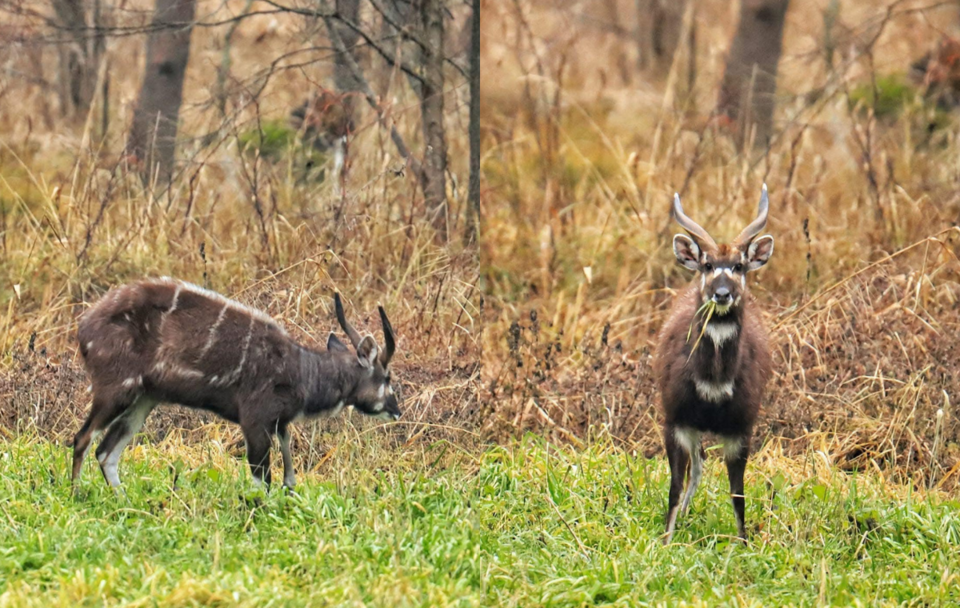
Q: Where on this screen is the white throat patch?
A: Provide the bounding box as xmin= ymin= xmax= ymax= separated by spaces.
xmin=695 ymin=379 xmax=735 ymax=402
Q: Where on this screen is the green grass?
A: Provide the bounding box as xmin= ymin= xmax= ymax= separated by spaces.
xmin=1 ymin=433 xmax=958 ymax=607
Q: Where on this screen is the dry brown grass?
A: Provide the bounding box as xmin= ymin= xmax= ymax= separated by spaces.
xmin=480 ymin=0 xmax=960 ymax=488
xmin=0 ymin=1 xmax=481 ymax=459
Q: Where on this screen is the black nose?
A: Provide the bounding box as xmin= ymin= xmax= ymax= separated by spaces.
xmin=714 ymin=287 xmax=731 ymax=303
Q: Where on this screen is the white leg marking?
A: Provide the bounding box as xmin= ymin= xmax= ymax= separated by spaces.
xmin=97 ymin=397 xmax=156 ymax=487
xmin=680 ymin=441 xmax=703 ymax=515
xmin=722 ymin=436 xmax=744 ymax=462
xmin=695 ymin=379 xmax=735 ymax=402
xmin=279 ymin=431 xmax=296 ymax=489
xmin=674 ymin=427 xmax=700 ymax=455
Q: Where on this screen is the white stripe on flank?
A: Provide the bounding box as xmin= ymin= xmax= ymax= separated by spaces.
xmin=230 ymin=315 xmax=256 ymax=381
xmin=158 ymin=283 xmax=183 ymax=334
xmin=178 ymin=280 xmax=282 ymax=329
xmin=146 ymin=278 xmax=284 ymax=333
xmin=695 ymin=379 xmax=735 ymax=402
xmin=198 ymin=303 xmax=229 ymax=361
xmin=151 ymin=361 xmax=203 ymax=379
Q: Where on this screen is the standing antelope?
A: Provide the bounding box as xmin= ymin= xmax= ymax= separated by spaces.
xmin=71 ymin=278 xmax=401 ymax=490
xmin=654 ymin=185 xmax=775 ymax=543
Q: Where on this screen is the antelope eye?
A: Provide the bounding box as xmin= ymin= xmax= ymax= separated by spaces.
xmin=703 ymin=262 xmax=713 ymax=271
xmin=734 ymin=263 xmax=743 ymax=272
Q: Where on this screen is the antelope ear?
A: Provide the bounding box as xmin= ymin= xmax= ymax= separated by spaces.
xmin=327 ymin=332 xmax=349 ymax=352
xmin=673 ymin=234 xmax=701 ymax=271
xmin=746 ymin=235 xmax=774 ymax=271
xmin=357 ymin=335 xmax=379 ymax=369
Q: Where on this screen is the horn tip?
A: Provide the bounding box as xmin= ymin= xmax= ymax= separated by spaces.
xmin=762 ymin=182 xmax=767 ymax=192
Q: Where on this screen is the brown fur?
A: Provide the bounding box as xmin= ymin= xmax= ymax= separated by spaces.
xmin=656 ymin=193 xmax=775 ymax=543
xmin=71 ymin=278 xmax=400 ymax=490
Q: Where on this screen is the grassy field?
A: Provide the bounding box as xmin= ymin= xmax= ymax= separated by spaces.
xmin=3 ymin=0 xmax=960 ymax=605
xmin=1 ymin=432 xmax=958 ymax=607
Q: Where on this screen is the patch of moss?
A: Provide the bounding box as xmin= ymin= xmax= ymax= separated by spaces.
xmin=237 ymin=119 xmax=298 ymax=160
xmin=237 ymin=119 xmax=330 ymax=182
xmin=849 ymin=74 xmax=917 ymax=118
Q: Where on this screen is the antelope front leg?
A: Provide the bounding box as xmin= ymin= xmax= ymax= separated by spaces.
xmin=278 ymin=424 xmax=296 ymax=490
xmin=663 ymin=425 xmax=690 ymax=545
xmin=242 ymin=424 xmax=273 ymax=490
xmin=724 ymin=436 xmax=750 ymax=542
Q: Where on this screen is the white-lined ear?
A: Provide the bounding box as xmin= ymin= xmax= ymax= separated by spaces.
xmin=357 ymin=335 xmax=379 ymax=369
xmin=673 ymin=234 xmax=700 ymax=271
xmin=747 ymin=235 xmax=774 ymax=270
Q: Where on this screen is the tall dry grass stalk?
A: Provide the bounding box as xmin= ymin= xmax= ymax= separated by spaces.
xmin=480 ymin=0 xmax=960 ymax=487
xmin=0 ymin=1 xmax=482 ymax=459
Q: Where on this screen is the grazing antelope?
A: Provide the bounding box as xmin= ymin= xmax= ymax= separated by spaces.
xmin=654 ymin=185 xmax=775 ymax=543
xmin=71 ymin=278 xmax=401 ymax=490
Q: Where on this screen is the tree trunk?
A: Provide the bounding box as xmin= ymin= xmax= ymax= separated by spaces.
xmin=126 ymin=0 xmax=197 ymax=185
xmin=419 ymin=0 xmax=448 ymax=238
xmin=637 ymin=0 xmax=688 ymax=76
xmin=333 ymin=0 xmax=362 ymax=119
xmin=717 ymin=0 xmax=791 ymax=149
xmin=52 ymin=0 xmax=103 ymax=118
xmin=465 ymin=0 xmax=480 ymax=245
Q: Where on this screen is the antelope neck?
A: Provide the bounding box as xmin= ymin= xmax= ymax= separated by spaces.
xmin=298 ymin=346 xmax=352 ymax=414
xmin=689 ymin=301 xmax=743 ymax=395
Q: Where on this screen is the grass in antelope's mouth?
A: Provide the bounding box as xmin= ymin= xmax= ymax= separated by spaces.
xmin=686 ymin=300 xmax=717 ymax=358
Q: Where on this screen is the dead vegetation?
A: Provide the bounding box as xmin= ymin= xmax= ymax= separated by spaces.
xmin=480 ymin=0 xmax=960 ymax=489
xmin=0 ymin=0 xmax=482 ymax=459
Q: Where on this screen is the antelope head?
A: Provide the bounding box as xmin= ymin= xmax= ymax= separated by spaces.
xmin=671 ymin=185 xmax=775 ymax=315
xmin=329 ymin=293 xmax=402 ymax=420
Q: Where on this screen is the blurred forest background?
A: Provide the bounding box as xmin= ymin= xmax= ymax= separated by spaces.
xmin=482 ymin=0 xmax=960 ymax=489
xmin=0 ymin=0 xmax=482 ymax=460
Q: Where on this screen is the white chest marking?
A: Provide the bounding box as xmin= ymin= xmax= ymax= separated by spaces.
xmin=705 ymin=323 xmax=738 ymax=346
xmin=695 ymin=379 xmax=735 ymax=402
